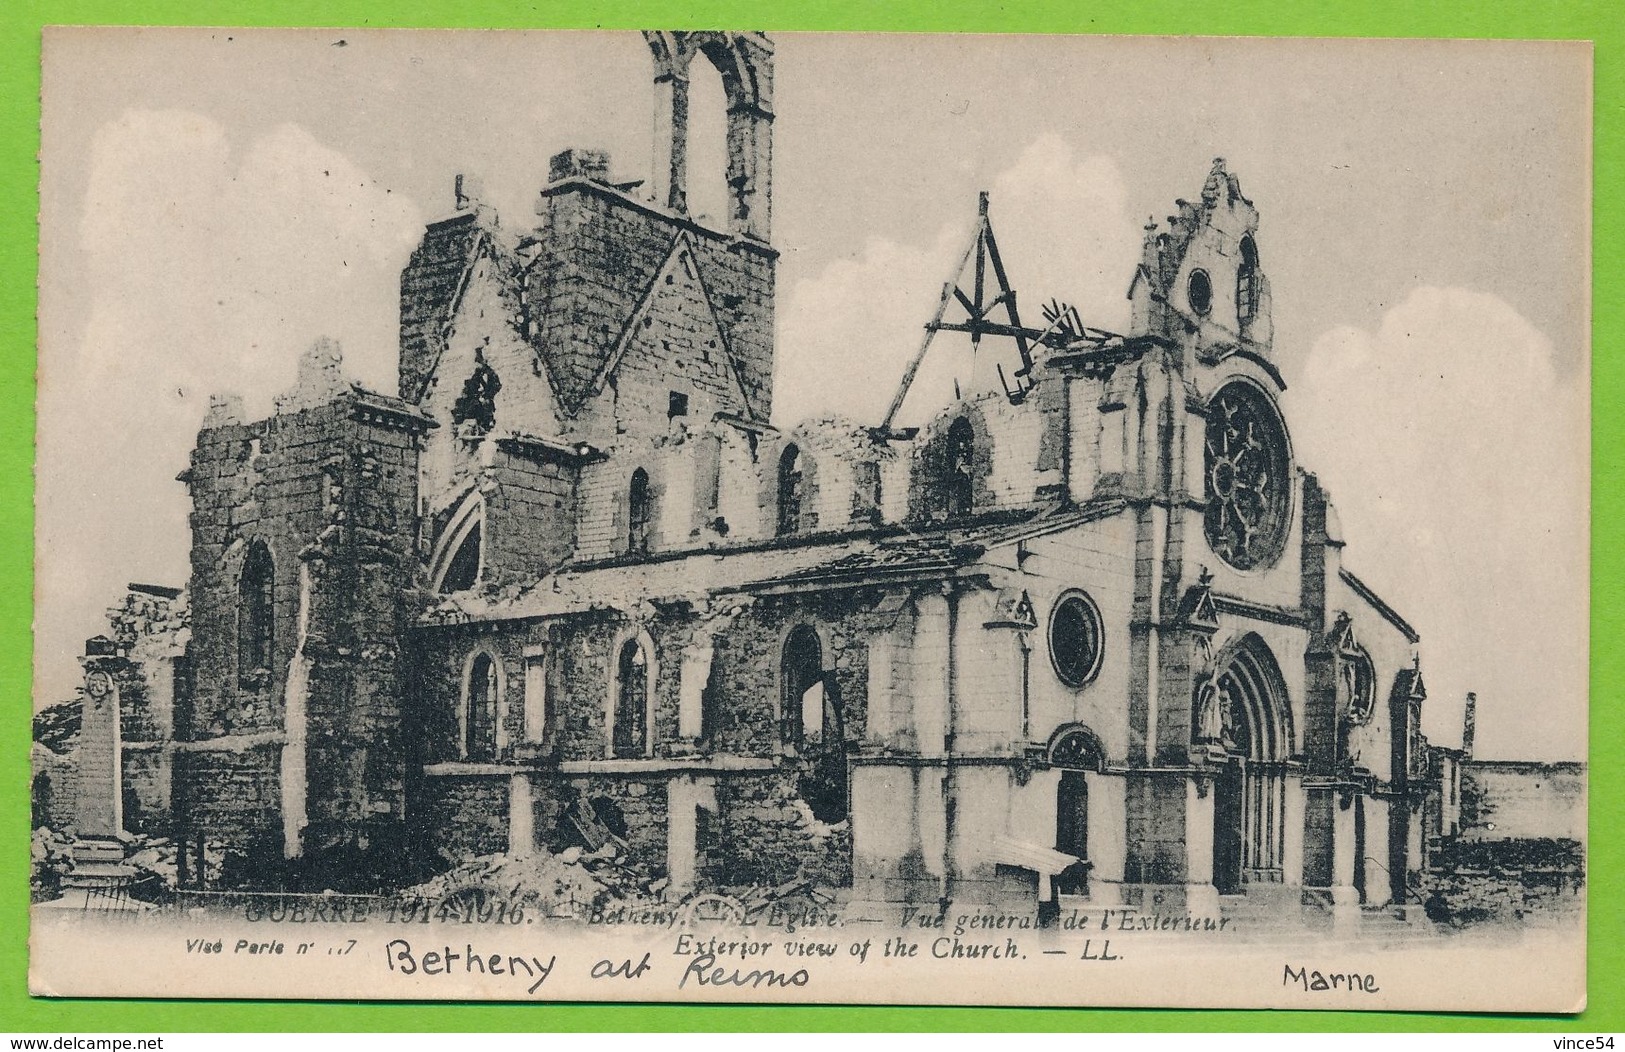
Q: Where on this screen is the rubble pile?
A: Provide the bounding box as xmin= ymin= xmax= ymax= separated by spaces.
xmin=31 ymin=827 xmax=72 ymax=901
xmin=402 ymin=846 xmax=610 ymax=913
xmin=32 ymin=700 xmax=81 ymax=754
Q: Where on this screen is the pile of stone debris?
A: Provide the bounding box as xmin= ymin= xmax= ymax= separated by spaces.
xmin=400 ymin=836 xmax=680 ymax=918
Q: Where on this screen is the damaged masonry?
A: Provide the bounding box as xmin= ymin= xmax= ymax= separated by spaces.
xmin=37 ymin=30 xmax=1560 ymax=929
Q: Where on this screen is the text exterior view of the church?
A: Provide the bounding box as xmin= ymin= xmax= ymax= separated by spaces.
xmin=64 ymin=31 xmax=1447 ymax=922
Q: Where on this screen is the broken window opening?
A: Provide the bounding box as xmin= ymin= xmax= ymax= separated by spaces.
xmin=463 ymin=651 xmax=500 ymax=761
xmin=780 ymin=625 xmax=823 ymax=750
xmin=685 ymin=55 xmax=731 ymax=228
xmin=558 ymin=792 xmax=629 ymax=855
xmin=591 ymin=795 xmax=630 ymax=838
xmin=781 ymin=625 xmax=849 ymax=822
xmin=776 ymin=443 xmax=804 ymax=536
xmin=700 ymin=654 xmax=724 ymax=747
xmin=238 ymin=542 xmax=275 ymax=690
xmin=613 ymin=638 xmax=650 ymax=759
xmin=803 ymin=671 xmax=849 ymax=824
xmin=945 ymin=416 xmax=976 ymax=517
xmin=440 ymin=520 xmax=482 ymax=593
xmin=1237 ymin=236 xmax=1260 ymax=324
xmin=451 ymin=354 xmax=502 ymax=435
xmin=628 ymin=468 xmax=654 ymax=555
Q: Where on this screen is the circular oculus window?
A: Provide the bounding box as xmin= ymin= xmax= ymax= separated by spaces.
xmin=1203 ymin=381 xmax=1292 ymax=571
xmin=1049 ymin=591 xmax=1105 ymax=689
xmin=1187 ymin=268 xmax=1213 ymax=315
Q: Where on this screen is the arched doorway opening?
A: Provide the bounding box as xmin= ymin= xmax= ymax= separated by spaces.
xmin=1209 ymin=634 xmax=1292 ymax=894
xmin=1055 ymin=773 xmax=1090 ymax=895
xmin=1049 ymin=725 xmax=1104 ymax=897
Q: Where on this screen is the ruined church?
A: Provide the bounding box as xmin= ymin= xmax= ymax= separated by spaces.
xmin=59 ymin=31 xmax=1444 ymax=920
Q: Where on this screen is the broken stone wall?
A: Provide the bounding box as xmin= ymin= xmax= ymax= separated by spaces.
xmin=406 ymin=586 xmax=896 ymax=888
xmin=1460 ymin=762 xmax=1587 ymax=842
xmin=121 ymin=745 xmax=170 ymax=836
xmin=182 ymin=378 xmax=425 ymax=877
xmin=479 ymin=440 xmax=581 ymax=583
xmin=713 ymin=771 xmax=851 ymax=888
xmin=1421 ymin=837 xmax=1584 ymax=923
xmin=906 ymin=392 xmax=1060 ymax=521
xmin=414 ymin=775 xmax=511 ymax=866
xmin=173 ymin=744 xmax=282 ymax=879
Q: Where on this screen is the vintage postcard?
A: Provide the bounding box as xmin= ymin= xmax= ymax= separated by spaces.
xmin=31 ymin=28 xmax=1590 ymax=1010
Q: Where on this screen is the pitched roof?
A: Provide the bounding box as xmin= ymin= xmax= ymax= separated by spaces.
xmin=419 ymin=499 xmax=1125 ymax=626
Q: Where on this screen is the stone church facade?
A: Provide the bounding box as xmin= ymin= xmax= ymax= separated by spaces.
xmin=61 ymin=31 xmax=1441 ymax=919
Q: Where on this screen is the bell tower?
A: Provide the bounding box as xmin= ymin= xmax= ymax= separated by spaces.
xmin=1129 ymin=158 xmax=1274 ymax=357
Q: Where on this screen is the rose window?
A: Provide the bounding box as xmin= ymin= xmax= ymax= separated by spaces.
xmin=1203 ymin=381 xmax=1291 ymax=570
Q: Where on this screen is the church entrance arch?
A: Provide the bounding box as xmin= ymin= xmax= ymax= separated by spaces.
xmin=1208 ymin=634 xmax=1292 ymax=894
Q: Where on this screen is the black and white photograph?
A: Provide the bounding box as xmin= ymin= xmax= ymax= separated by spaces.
xmin=30 ymin=28 xmax=1590 ymax=1010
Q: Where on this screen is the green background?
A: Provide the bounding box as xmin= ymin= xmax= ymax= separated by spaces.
xmin=1 ymin=0 xmax=1617 ymax=1034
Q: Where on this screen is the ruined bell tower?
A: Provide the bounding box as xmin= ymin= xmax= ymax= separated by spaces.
xmin=645 ymin=31 xmax=775 ymax=242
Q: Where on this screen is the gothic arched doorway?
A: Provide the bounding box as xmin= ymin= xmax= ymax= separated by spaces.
xmin=1209 ymin=635 xmax=1292 ymax=894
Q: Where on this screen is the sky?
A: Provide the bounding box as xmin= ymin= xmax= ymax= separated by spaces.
xmin=36 ymin=30 xmax=1591 ymax=760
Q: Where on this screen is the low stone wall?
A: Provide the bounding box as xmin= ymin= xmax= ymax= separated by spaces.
xmin=1421 ymin=837 xmax=1584 ymax=924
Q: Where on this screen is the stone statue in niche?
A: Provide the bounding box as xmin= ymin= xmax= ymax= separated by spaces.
xmin=1220 ymin=686 xmax=1239 ymax=747
xmin=1194 ymin=680 xmax=1223 ymax=744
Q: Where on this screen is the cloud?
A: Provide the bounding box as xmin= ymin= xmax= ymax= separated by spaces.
xmin=1293 ymin=287 xmax=1587 ymax=759
xmin=36 ymin=109 xmax=424 ymax=705
xmin=774 ymin=135 xmax=1139 ymax=428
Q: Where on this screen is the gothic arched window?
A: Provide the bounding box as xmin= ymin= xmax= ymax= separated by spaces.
xmin=238 ymin=542 xmax=275 ymax=689
xmin=463 ymin=651 xmax=500 ymax=761
xmin=628 ymin=468 xmax=654 ymax=555
xmin=1237 ymin=236 xmax=1260 ymax=324
xmin=945 ymin=416 xmax=975 ymax=517
xmin=613 ymin=638 xmax=650 ymax=758
xmin=776 ymin=443 xmax=804 ymax=536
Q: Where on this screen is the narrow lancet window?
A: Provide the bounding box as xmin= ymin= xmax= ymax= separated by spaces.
xmin=464 ymin=652 xmax=499 ymax=761
xmin=613 ymin=638 xmax=650 ymax=758
xmin=777 ymin=443 xmax=804 ymax=536
xmin=238 ymin=542 xmax=275 ymax=689
xmin=946 ymin=417 xmax=975 ymax=517
xmin=1237 ymin=236 xmax=1260 ymax=324
xmin=628 ymin=468 xmax=653 ymax=555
